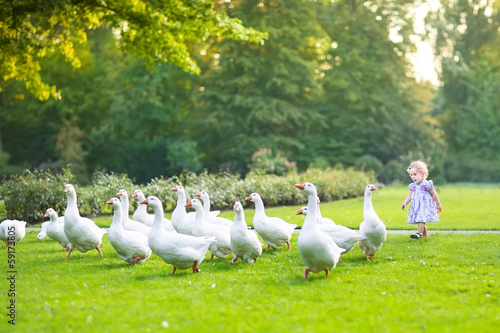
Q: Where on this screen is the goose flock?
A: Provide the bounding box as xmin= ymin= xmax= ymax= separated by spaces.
xmin=0 ymin=182 xmax=387 ymax=279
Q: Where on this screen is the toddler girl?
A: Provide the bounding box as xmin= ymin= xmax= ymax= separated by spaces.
xmin=401 ymin=160 xmax=442 ymax=238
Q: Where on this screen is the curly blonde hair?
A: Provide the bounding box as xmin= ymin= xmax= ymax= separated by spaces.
xmin=407 ymin=160 xmax=429 ymax=179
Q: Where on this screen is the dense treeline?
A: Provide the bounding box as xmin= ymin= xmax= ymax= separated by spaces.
xmin=0 ymin=0 xmax=499 ymax=184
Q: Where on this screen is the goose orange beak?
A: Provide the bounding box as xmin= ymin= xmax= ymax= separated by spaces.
xmin=106 ymin=199 xmax=113 ymax=205
xmin=132 ymin=192 xmax=137 ymax=198
xmin=295 ymin=209 xmax=303 ymax=215
xmin=245 ymin=195 xmax=252 ymax=201
xmin=295 ymin=183 xmax=305 ymax=190
xmin=171 ymin=187 xmax=178 ymax=192
xmin=140 ymin=199 xmax=148 ymax=204
xmin=195 ymin=192 xmax=201 ymax=197
xmin=185 ymin=201 xmax=192 ymax=207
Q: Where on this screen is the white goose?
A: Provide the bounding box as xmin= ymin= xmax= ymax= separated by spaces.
xmin=106 ymin=198 xmax=152 ymax=264
xmin=131 ymin=189 xmax=154 ymax=226
xmin=245 ymin=192 xmax=297 ymax=251
xmin=186 ymin=198 xmax=232 ymax=260
xmin=63 ymin=184 xmax=107 ymax=260
xmin=358 ymin=184 xmax=387 ymax=261
xmin=295 ymin=182 xmax=344 ymax=279
xmin=37 ymin=222 xmax=49 ymax=241
xmin=142 ymin=196 xmax=215 ymax=274
xmin=170 ymin=185 xmax=196 ymax=235
xmin=296 ymin=206 xmax=363 ymax=253
xmin=230 ymin=201 xmax=262 ymax=264
xmin=0 ymin=219 xmax=27 ymax=246
xmin=195 ymin=190 xmax=233 ymax=228
xmin=117 ymin=189 xmax=151 ymax=237
xmin=131 ymin=189 xmax=155 ymax=226
xmin=44 ymin=208 xmax=70 ymax=250
xmin=131 ymin=189 xmax=176 ymax=232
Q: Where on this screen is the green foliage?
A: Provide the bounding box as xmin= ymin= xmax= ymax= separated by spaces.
xmin=0 ymin=167 xmax=374 ymax=222
xmin=0 ymin=0 xmax=267 ymax=101
xmin=299 ymin=167 xmax=375 ymax=202
xmin=0 ymin=168 xmax=136 ymax=221
xmin=78 ymin=171 xmax=136 ymax=216
xmin=431 ymin=0 xmax=500 ymax=182
xmin=191 ymin=0 xmax=325 ymax=173
xmin=0 ymin=152 xmax=23 ymax=178
xmin=5 ymin=0 xmax=498 ymax=184
xmin=354 ymin=154 xmax=383 ymax=174
xmin=165 ymin=139 xmax=203 ymax=176
xmin=445 ymin=154 xmax=500 ymax=183
xmin=0 ymin=168 xmax=75 ymax=222
xmin=248 ymin=148 xmax=297 ymax=176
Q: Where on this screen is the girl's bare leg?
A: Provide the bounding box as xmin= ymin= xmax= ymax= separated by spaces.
xmin=417 ymin=222 xmax=428 ymax=237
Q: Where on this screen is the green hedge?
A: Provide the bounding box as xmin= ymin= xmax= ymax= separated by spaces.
xmin=0 ymin=167 xmax=375 ymax=223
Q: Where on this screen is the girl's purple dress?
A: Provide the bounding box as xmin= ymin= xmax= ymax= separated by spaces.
xmin=407 ymin=179 xmax=439 ymax=224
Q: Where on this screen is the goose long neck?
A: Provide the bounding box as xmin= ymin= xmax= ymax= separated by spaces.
xmin=194 ymin=205 xmax=206 ymax=225
xmin=303 ymin=192 xmax=319 ymax=229
xmin=152 ymin=204 xmax=165 ymax=229
xmin=203 ymin=198 xmax=210 ymax=216
xmin=136 ymin=194 xmax=147 ymax=214
xmin=253 ymin=198 xmax=266 ymax=217
xmin=364 ymin=192 xmax=374 ymax=220
xmin=316 ymin=204 xmax=323 ymax=220
xmin=66 ymin=192 xmax=79 ymax=216
xmin=177 ymin=190 xmax=186 ymax=206
xmin=120 ymin=195 xmax=129 ymax=218
xmin=112 ymin=206 xmax=124 ymax=229
xmin=234 ymin=210 xmax=246 ymax=228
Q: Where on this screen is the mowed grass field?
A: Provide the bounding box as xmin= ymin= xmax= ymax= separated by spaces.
xmin=1 ymin=184 xmax=499 ymax=332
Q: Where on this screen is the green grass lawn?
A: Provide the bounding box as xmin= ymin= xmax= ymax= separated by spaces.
xmin=2 ymin=184 xmax=499 ymax=332
xmin=3 ymin=232 xmax=499 ymax=332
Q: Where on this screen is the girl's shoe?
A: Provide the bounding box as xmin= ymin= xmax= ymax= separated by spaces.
xmin=410 ymin=232 xmax=423 ymax=239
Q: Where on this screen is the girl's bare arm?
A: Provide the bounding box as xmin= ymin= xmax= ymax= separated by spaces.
xmin=429 ymin=188 xmax=442 ymax=213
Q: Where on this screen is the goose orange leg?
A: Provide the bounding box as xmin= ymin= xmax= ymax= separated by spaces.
xmin=96 ymin=246 xmax=103 ymax=257
xmin=230 ymin=257 xmax=238 ymax=264
xmin=303 ymin=268 xmax=310 ymax=279
xmin=286 ymin=240 xmax=291 ymax=249
xmin=266 ymin=245 xmax=271 ymax=252
xmin=172 ymin=267 xmax=177 ymax=275
xmin=65 ymin=248 xmax=73 ymax=260
xmin=192 ymin=260 xmax=200 ymax=274
xmin=131 ymin=256 xmax=145 ymax=264
xmin=325 ymin=270 xmax=329 ymax=278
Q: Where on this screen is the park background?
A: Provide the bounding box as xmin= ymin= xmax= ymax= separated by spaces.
xmin=0 ymin=1 xmax=499 ymax=332
xmin=1 ymin=0 xmax=499 ymax=192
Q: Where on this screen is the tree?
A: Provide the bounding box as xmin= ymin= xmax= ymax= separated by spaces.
xmin=0 ymin=27 xmax=202 ymax=182
xmin=0 ymin=0 xmax=267 ymax=101
xmin=190 ymin=0 xmax=325 ymax=172
xmin=429 ymin=0 xmax=500 ymax=181
xmin=307 ymin=0 xmax=442 ymax=167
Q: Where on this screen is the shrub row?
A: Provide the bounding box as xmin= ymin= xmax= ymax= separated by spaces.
xmin=0 ymin=167 xmax=375 ymax=223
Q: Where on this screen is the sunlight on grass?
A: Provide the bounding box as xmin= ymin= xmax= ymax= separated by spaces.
xmin=4 ymin=231 xmax=499 ymax=332
xmin=2 ymin=184 xmax=499 ymax=331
